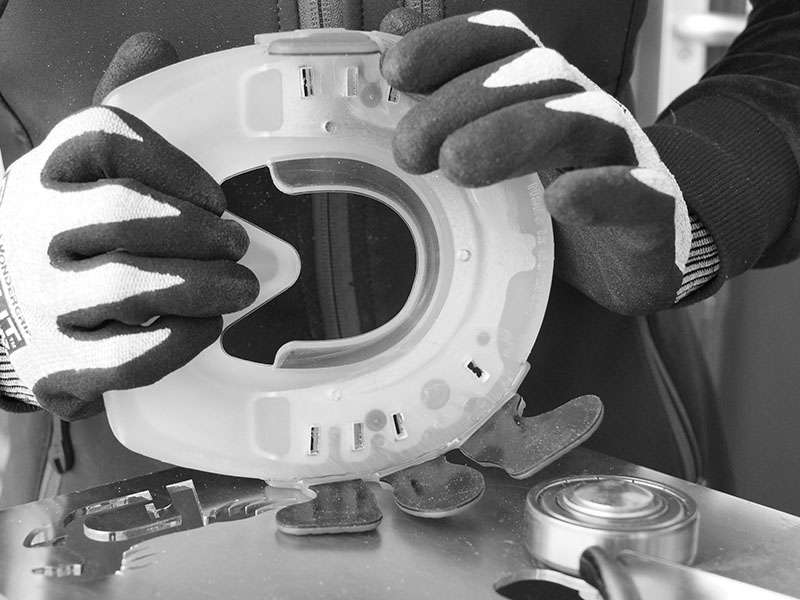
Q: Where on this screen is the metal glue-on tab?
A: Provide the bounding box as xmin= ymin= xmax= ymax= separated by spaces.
xmin=525 ymin=475 xmax=699 ymax=575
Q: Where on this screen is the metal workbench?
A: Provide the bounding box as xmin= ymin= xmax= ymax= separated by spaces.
xmin=1 ymin=448 xmax=798 ymax=599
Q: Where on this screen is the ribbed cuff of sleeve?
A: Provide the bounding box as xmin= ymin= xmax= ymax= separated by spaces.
xmin=0 ymin=395 xmax=40 ymax=413
xmin=0 ymin=345 xmax=39 ymax=412
xmin=675 ymin=212 xmax=720 ymax=302
xmin=646 ymin=94 xmax=798 ymax=300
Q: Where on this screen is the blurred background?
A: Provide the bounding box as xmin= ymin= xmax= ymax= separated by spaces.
xmin=633 ymin=0 xmax=800 ymax=517
xmin=3 ymin=0 xmax=799 ymax=517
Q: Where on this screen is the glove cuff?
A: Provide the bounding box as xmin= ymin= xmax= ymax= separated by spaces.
xmin=674 ymin=213 xmax=720 ymax=302
xmin=647 ymin=95 xmax=797 ymax=300
xmin=0 ymin=344 xmax=39 ymax=411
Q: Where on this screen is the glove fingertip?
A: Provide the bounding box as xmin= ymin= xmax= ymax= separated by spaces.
xmin=439 ymin=143 xmax=489 ymax=188
xmin=380 ymin=30 xmax=443 ymax=92
xmin=380 ymin=7 xmax=432 ymax=36
xmin=227 ymin=264 xmax=261 ymax=312
xmin=94 ymin=32 xmax=179 ymax=105
xmin=222 ymin=219 xmax=251 ymax=260
xmin=392 ymin=128 xmax=436 ymax=175
xmin=191 ymin=175 xmax=228 ymax=216
xmin=439 ymin=124 xmax=519 ymax=188
xmin=544 ymin=167 xmax=642 ymax=226
xmin=543 ymin=179 xmax=599 ymax=226
xmin=381 ymin=45 xmax=419 ymax=91
xmin=545 ymin=166 xmax=678 ymax=228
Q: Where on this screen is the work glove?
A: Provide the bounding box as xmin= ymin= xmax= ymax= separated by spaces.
xmin=381 ymin=10 xmax=714 ymax=315
xmin=0 ymin=33 xmax=258 ymax=420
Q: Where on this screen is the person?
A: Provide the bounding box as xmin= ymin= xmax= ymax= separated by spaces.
xmin=0 ymin=1 xmax=797 ymax=507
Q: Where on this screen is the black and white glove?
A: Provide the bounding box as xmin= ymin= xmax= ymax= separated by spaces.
xmin=381 ymin=10 xmax=719 ymax=314
xmin=0 ymin=34 xmax=258 ymax=419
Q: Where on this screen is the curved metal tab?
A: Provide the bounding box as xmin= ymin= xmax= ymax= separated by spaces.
xmin=275 ymin=479 xmax=382 ymax=535
xmin=380 ymin=456 xmax=485 ymax=518
xmin=460 ymin=394 xmax=604 ymax=479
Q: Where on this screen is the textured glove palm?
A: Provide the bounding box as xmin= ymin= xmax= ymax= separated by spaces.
xmin=381 ymin=10 xmax=695 ymax=314
xmin=0 ymin=35 xmax=258 ymax=419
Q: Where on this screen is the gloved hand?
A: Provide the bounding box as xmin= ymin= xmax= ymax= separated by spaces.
xmin=0 ymin=33 xmax=258 ymax=420
xmin=381 ymin=10 xmax=701 ymax=315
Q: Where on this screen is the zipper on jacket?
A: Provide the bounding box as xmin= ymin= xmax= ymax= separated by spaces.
xmin=294 ymin=0 xmax=444 ymax=29
xmin=402 ymin=0 xmax=443 ymax=22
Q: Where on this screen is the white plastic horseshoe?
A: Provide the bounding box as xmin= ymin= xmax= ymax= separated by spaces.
xmin=103 ymin=29 xmax=554 ymax=486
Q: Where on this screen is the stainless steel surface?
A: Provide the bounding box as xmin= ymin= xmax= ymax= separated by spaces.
xmin=1 ymin=448 xmax=799 ymax=599
xmin=525 ymin=475 xmax=698 ymax=575
xmin=619 ymin=552 xmax=798 ymax=600
xmin=494 ymin=568 xmax=602 ymax=600
xmin=496 ymin=553 xmax=797 ymax=600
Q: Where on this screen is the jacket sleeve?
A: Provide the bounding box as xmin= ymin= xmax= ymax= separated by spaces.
xmin=645 ymin=0 xmax=800 ymax=301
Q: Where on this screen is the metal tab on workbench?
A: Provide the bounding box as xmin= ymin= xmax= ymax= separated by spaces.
xmin=381 ymin=456 xmax=485 ymax=518
xmin=460 ymin=394 xmax=604 ymax=479
xmin=275 ymin=479 xmax=382 ymax=535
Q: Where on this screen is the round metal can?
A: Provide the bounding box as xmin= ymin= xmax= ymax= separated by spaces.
xmin=525 ymin=475 xmax=699 ymax=575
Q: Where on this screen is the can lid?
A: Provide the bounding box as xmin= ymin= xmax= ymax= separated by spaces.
xmin=534 ymin=475 xmax=695 ymax=531
xmin=560 ymin=478 xmax=666 ymax=521
xmin=525 ymin=475 xmax=699 ymax=574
